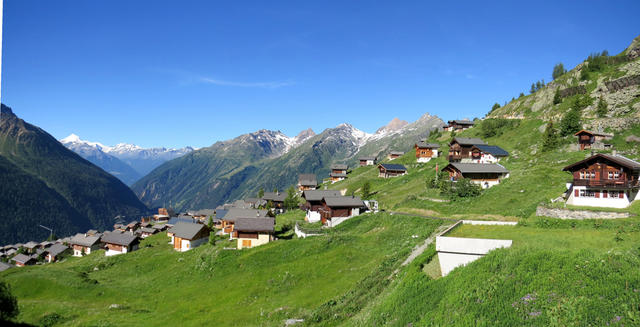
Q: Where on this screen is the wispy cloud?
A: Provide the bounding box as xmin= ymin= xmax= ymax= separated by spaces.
xmin=198 ymin=77 xmax=294 ymax=89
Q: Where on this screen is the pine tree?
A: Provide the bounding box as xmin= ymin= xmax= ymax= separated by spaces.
xmin=596 ymin=97 xmax=608 ymax=118
xmin=542 ymin=122 xmax=559 ymax=150
xmin=490 ymin=103 xmax=501 ymax=113
xmin=361 ymin=181 xmax=372 ymax=200
xmin=553 ymin=89 xmax=562 ymax=105
xmin=257 ymin=188 xmax=264 ymax=199
xmin=536 ymin=81 xmax=542 ymax=91
xmin=283 ymin=186 xmax=298 ymax=210
xmin=530 ymin=83 xmax=536 ymax=94
xmin=560 ymin=107 xmax=582 ymax=137
xmin=519 ymin=92 xmax=525 ymax=98
xmin=552 ymin=63 xmax=567 ymax=80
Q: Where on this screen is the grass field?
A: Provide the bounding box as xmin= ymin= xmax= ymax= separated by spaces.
xmin=1 ymin=212 xmax=442 ymax=326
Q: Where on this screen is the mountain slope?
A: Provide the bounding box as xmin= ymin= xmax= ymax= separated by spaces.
xmin=133 ymin=115 xmax=444 ymax=210
xmin=61 ymin=134 xmax=142 ymax=185
xmin=60 ymin=134 xmax=193 ymax=184
xmin=0 ymin=105 xmax=148 ymax=243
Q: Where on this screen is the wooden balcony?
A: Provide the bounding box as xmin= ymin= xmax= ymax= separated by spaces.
xmin=573 ymin=179 xmax=639 ymax=189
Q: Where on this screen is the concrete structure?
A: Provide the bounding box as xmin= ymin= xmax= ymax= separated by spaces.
xmin=436 ymin=236 xmax=512 ymax=276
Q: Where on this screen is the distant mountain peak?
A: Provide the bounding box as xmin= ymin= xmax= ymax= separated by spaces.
xmin=295 ymin=128 xmax=315 ymax=142
xmin=1 ymin=104 xmax=15 ymax=117
xmin=376 ymin=117 xmax=409 ymax=134
xmin=60 ymin=133 xmax=82 ymax=143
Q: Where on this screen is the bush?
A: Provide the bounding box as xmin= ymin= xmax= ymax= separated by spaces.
xmin=553 ymin=89 xmax=562 ymax=105
xmin=479 ymin=118 xmax=520 ymax=138
xmin=542 ymin=122 xmax=560 ymax=150
xmin=552 ymin=63 xmax=567 ymax=80
xmin=0 ymin=281 xmax=19 ymax=321
xmin=596 ymin=97 xmax=608 ymax=117
xmin=449 ymin=178 xmax=482 ymax=199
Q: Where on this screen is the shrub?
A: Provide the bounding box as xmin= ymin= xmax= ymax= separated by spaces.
xmin=449 ymin=178 xmax=482 ymax=199
xmin=542 ymin=122 xmax=560 ymax=150
xmin=361 ymin=181 xmax=372 ymax=200
xmin=0 ymin=281 xmax=19 ymax=321
xmin=596 ymin=97 xmax=608 ymax=117
xmin=553 ymin=89 xmax=562 ymax=105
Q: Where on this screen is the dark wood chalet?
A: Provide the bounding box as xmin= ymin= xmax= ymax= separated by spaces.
xmin=574 ymin=130 xmax=614 ymax=150
xmin=563 ymin=153 xmax=640 ymax=208
xmin=262 ymin=192 xmax=287 ymax=208
xmin=317 ymin=196 xmax=365 ymax=225
xmin=302 ymin=190 xmax=343 ymax=211
xmin=442 ymin=162 xmax=509 ymax=188
xmin=297 ymin=173 xmax=318 ymax=191
xmin=444 ymin=120 xmax=474 ymax=132
xmin=387 ymin=151 xmax=404 ymax=160
xmin=448 ymin=137 xmax=487 ymax=162
xmin=359 ymin=156 xmax=377 ymax=166
xmin=378 ymin=163 xmax=408 ymax=178
xmin=415 ymin=141 xmax=440 ymax=162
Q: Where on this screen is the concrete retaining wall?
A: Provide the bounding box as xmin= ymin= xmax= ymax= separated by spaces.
xmin=535 ymin=206 xmax=630 ymax=219
xmin=461 ymin=220 xmax=518 ymax=226
xmin=294 ymin=223 xmax=321 ymax=238
xmin=436 ymin=236 xmax=512 ymax=276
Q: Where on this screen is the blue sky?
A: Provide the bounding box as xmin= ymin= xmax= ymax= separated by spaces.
xmin=2 ymin=1 xmax=639 ymax=148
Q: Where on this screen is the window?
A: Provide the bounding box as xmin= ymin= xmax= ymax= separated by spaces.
xmin=579 ymin=190 xmax=596 ymax=197
xmin=609 ymin=191 xmax=623 ymax=198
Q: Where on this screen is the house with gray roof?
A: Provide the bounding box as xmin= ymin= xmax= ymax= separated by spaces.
xmin=69 ymin=233 xmax=103 ymax=257
xmin=415 ymin=141 xmax=441 ymax=163
xmin=302 ymin=190 xmax=344 ymax=223
xmin=387 ymin=151 xmax=405 ymax=160
xmin=318 ymin=196 xmax=366 ymax=227
xmin=45 ymin=243 xmax=69 ymax=263
xmin=101 ymin=231 xmax=139 ymax=256
xmin=468 ymin=145 xmax=509 ymax=164
xmin=220 ymin=208 xmax=269 ymax=235
xmin=11 ymin=253 xmax=36 ymax=267
xmin=262 ymin=192 xmax=287 ymax=209
xmin=448 ymin=137 xmax=487 ymax=162
xmin=378 ymin=163 xmax=408 ymax=178
xmin=359 ymin=156 xmax=377 ymax=166
xmin=137 ymin=227 xmax=158 ymax=238
xmin=23 ymin=241 xmax=39 ymax=254
xmin=330 ymin=164 xmax=349 ymax=183
xmin=442 ymin=162 xmax=510 ymax=189
xmin=444 ymin=119 xmax=475 ymax=132
xmin=167 ymin=222 xmax=210 ymax=252
xmin=298 ymin=173 xmax=318 ymax=191
xmin=234 ymin=217 xmax=275 ymax=249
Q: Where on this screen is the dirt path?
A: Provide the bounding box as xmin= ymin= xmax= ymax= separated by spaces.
xmin=401 ymin=223 xmax=455 ymax=266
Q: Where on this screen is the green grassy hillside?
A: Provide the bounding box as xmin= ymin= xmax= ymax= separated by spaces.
xmin=1 ymin=212 xmax=442 ymax=326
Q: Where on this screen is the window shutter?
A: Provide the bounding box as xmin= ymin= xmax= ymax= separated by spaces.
xmin=619 ymin=192 xmax=624 ymax=199
xmin=595 ymin=191 xmax=600 ymax=198
xmin=574 ymin=189 xmax=579 ymax=197
xmin=603 ymin=191 xmax=607 ymax=198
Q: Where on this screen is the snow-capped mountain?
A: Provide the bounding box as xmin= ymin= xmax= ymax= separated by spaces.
xmin=60 ymin=134 xmax=194 ymax=184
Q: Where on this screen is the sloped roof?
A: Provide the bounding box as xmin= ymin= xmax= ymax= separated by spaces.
xmin=451 ymin=137 xmax=486 ymax=146
xmin=323 ymin=196 xmax=365 ymax=207
xmin=473 ymin=145 xmax=509 ymax=157
xmin=448 ymin=120 xmax=475 ymax=125
xmin=302 ymin=190 xmax=342 ymax=201
xmin=234 ymin=218 xmax=275 ymax=233
xmin=263 ymin=192 xmax=287 ymax=202
xmin=389 ymin=151 xmax=405 ymax=155
xmin=223 ymin=208 xmax=269 ymax=222
xmin=298 ymin=173 xmax=318 ymax=186
xmin=444 ymin=163 xmax=509 ymax=174
xmin=139 ymin=227 xmax=157 ymax=234
xmin=574 ymin=129 xmax=614 ymax=137
xmin=562 ymin=153 xmax=640 ymax=172
xmin=46 ymin=243 xmax=69 ymax=257
xmin=415 ymin=141 xmax=440 ymax=149
xmin=167 ymin=217 xmax=197 ymax=226
xmin=191 ymin=209 xmax=216 ymax=216
xmin=167 ymin=222 xmax=208 ymax=240
xmin=101 ymin=231 xmax=138 ymax=246
xmin=331 ymin=164 xmax=348 ymax=170
xmin=0 ymin=261 xmax=12 ymax=271
xmin=330 ymin=172 xmax=347 ymax=178
xmin=11 ymin=253 xmax=34 ymax=264
xmin=379 ymin=163 xmax=407 ymax=172
xmin=23 ymin=241 xmax=38 ymax=249
xmin=359 ymin=156 xmax=377 ymax=161
xmin=70 ymin=233 xmax=102 ymax=247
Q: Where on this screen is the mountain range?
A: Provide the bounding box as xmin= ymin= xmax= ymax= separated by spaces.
xmin=60 ymin=134 xmax=194 ymax=185
xmin=0 ymin=105 xmax=148 ymax=244
xmin=132 ymin=113 xmax=444 ymax=210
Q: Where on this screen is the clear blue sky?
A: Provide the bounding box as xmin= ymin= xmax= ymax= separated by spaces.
xmin=2 ymin=1 xmax=639 ymax=148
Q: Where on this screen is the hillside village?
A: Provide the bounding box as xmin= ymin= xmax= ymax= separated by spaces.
xmin=2 ymin=28 xmax=640 ymax=327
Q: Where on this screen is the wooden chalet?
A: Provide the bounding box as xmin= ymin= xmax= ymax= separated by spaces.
xmin=101 ymin=231 xmax=139 ymax=256
xmin=330 ymin=164 xmax=349 ymax=182
xmin=167 ymin=222 xmax=210 ymax=252
xmin=562 ymin=153 xmax=640 ymax=208
xmin=69 ymin=233 xmax=103 ymax=257
xmin=45 ymin=243 xmax=69 ymax=263
xmin=469 ymin=145 xmax=509 ymax=164
xmin=137 ymin=227 xmax=157 ymax=238
xmin=387 ymin=151 xmax=404 ymax=160
xmin=234 ymin=217 xmax=275 ymax=249
xmin=359 ymin=156 xmax=377 ymax=166
xmin=302 ymin=190 xmax=342 ymax=222
xmin=442 ymin=162 xmax=510 ymax=189
xmin=448 ymin=137 xmax=487 ymax=162
xmin=219 ymin=208 xmax=269 ymax=235
xmin=378 ymin=163 xmax=407 ymax=178
xmin=22 ymin=241 xmax=39 ymax=254
xmin=262 ymin=192 xmax=287 ymax=209
xmin=154 ymin=207 xmax=175 ymax=221
xmin=574 ymin=130 xmax=614 ymax=150
xmin=443 ymin=120 xmax=474 ymax=132
xmin=415 ymin=142 xmax=440 ymax=163
xmin=11 ymin=254 xmax=36 ymax=267
xmin=317 ymin=196 xmax=366 ymax=227
xmin=297 ymin=173 xmax=318 ymax=191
